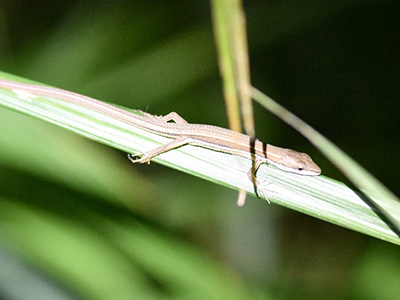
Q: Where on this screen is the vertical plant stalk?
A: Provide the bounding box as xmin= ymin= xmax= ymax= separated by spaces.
xmin=211 ymin=0 xmax=255 ymax=205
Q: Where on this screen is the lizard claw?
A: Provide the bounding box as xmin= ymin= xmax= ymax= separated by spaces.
xmin=128 ymin=153 xmax=151 ymax=164
xmin=254 ymin=179 xmax=272 ymax=204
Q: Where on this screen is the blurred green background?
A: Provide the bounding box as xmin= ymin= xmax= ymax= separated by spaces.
xmin=0 ymin=0 xmax=399 ymax=299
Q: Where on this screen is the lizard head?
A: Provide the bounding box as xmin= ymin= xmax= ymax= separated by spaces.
xmin=268 ymin=149 xmax=321 ymax=176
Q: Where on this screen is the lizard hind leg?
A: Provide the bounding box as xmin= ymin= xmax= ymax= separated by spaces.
xmin=128 ymin=136 xmax=191 ymax=164
xmin=139 ymin=111 xmax=189 ymax=125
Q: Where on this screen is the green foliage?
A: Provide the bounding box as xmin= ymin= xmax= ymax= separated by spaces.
xmin=0 ymin=1 xmax=399 ymax=299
